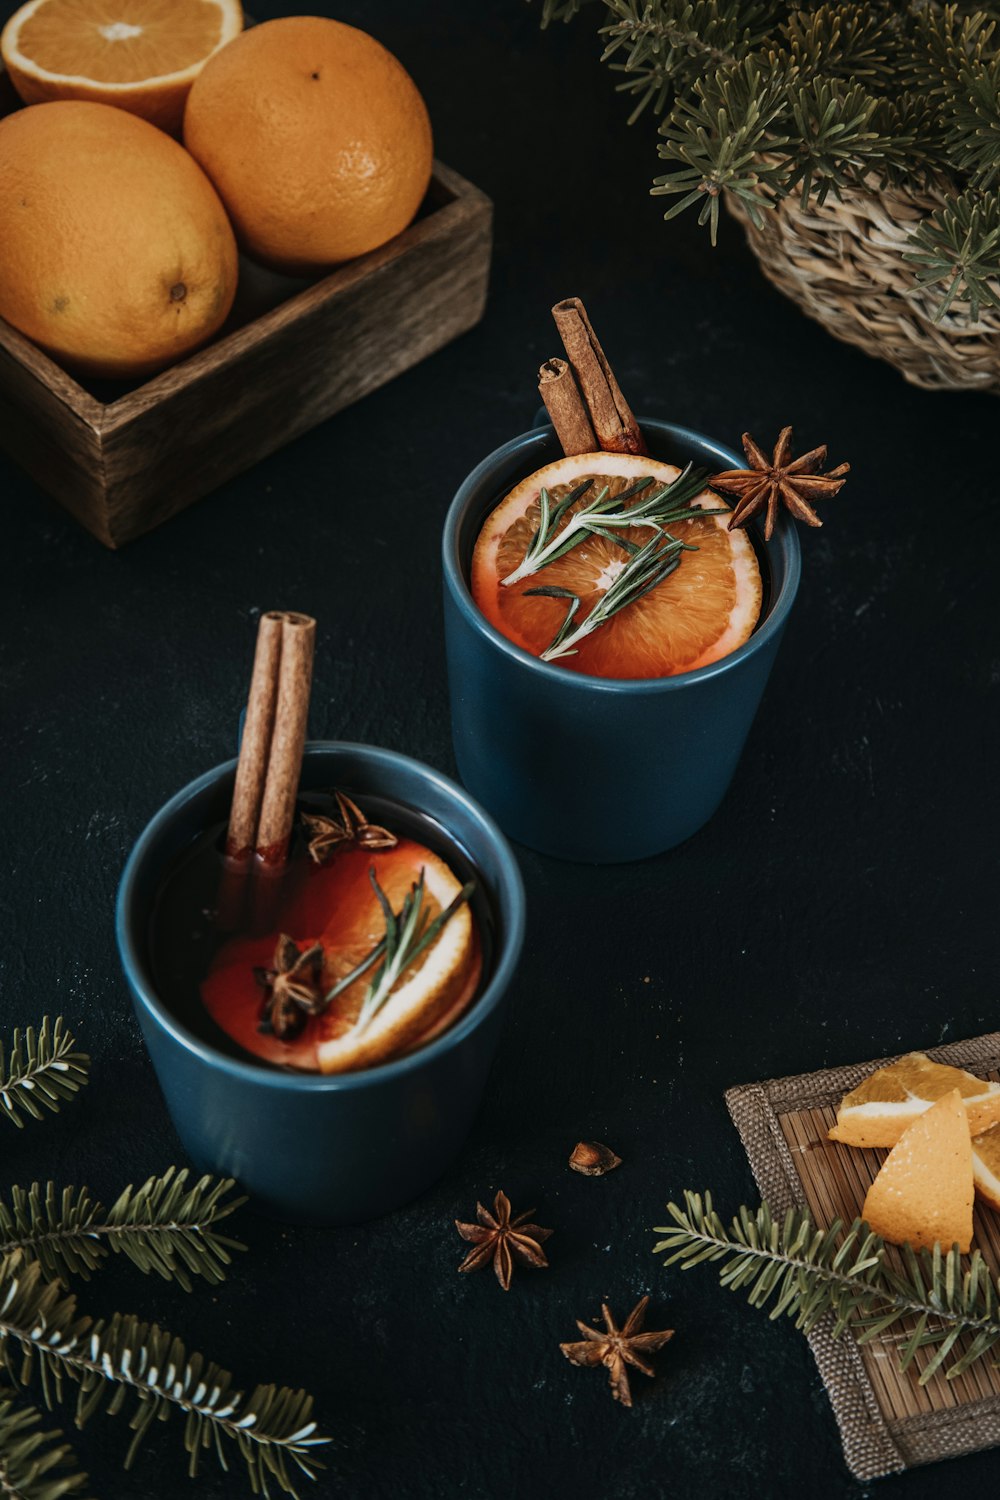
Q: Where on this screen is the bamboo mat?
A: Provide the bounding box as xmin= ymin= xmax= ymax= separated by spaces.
xmin=725 ymin=1033 xmax=1000 ymax=1482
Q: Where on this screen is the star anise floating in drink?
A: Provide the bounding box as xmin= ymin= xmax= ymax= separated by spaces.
xmin=301 ymin=791 xmax=397 ymax=864
xmin=254 ymin=934 xmax=324 ymax=1040
xmin=560 ymin=1296 xmax=674 ymax=1406
xmin=455 ymin=1190 xmax=552 ymax=1291
xmin=711 ymin=426 xmax=850 ymax=540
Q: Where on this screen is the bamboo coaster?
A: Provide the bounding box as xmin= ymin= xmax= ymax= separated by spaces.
xmin=725 ymin=1033 xmax=1000 ymax=1482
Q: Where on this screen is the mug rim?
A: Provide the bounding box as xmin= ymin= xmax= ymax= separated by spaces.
xmin=115 ymin=741 xmax=526 ymax=1094
xmin=442 ymin=417 xmax=802 ymax=693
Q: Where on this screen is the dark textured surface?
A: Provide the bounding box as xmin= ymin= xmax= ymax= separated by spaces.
xmin=1 ymin=2 xmax=999 ymax=1498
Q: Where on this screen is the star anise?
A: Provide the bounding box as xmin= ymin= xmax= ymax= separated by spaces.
xmin=254 ymin=934 xmax=325 ymax=1040
xmin=455 ymin=1190 xmax=552 ymax=1291
xmin=560 ymin=1296 xmax=674 ymax=1407
xmin=301 ymin=791 xmax=397 ymax=864
xmin=711 ymin=426 xmax=850 ymax=540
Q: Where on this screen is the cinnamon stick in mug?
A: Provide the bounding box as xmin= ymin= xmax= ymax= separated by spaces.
xmin=255 ymin=611 xmax=316 ymax=867
xmin=552 ymin=297 xmax=647 ymax=456
xmin=538 ymin=357 xmax=598 ymax=456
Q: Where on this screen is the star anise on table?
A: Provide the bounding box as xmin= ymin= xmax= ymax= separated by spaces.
xmin=455 ymin=1190 xmax=552 ymax=1291
xmin=301 ymin=791 xmax=397 ymax=864
xmin=710 ymin=426 xmax=850 ymax=540
xmin=254 ymin=934 xmax=325 ymax=1040
xmin=560 ymin=1296 xmax=674 ymax=1407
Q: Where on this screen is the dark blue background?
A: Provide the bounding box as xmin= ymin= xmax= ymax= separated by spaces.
xmin=2 ymin=2 xmax=999 ymax=1497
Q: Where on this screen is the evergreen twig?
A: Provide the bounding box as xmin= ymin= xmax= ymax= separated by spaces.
xmin=654 ymin=1192 xmax=1000 ymax=1384
xmin=538 ymin=0 xmax=1000 ymax=316
xmin=0 ymin=1391 xmax=91 ymax=1500
xmin=0 ymin=1020 xmax=89 ymax=1131
xmin=0 ymin=1171 xmax=245 ymax=1292
xmin=0 ymin=1253 xmax=328 ymax=1498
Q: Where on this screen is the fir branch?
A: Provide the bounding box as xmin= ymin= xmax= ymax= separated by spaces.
xmin=783 ymin=77 xmax=883 ymax=204
xmin=783 ymin=2 xmax=903 ymax=88
xmin=599 ymin=0 xmax=774 ymax=123
xmin=948 ymin=54 xmax=1000 ymax=185
xmin=654 ymin=1192 xmax=1000 ymax=1384
xmin=904 ymin=188 xmax=1000 ymax=322
xmin=0 ymin=1172 xmax=245 ymax=1292
xmin=652 ymin=57 xmax=792 ymax=241
xmin=0 ymin=1021 xmax=89 ymax=1132
xmin=0 ymin=1253 xmax=328 ymax=1499
xmin=0 ymin=1392 xmax=90 ymax=1500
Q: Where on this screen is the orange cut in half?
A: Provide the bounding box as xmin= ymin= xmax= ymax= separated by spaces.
xmin=471 ymin=452 xmax=762 ymax=680
xmin=1 ymin=0 xmax=242 ymax=133
xmin=202 ymin=840 xmax=480 ymax=1076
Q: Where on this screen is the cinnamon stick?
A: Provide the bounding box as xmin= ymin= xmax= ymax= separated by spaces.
xmin=225 ymin=610 xmax=285 ymax=863
xmin=551 ymin=297 xmax=647 ymax=456
xmin=538 ymin=357 xmax=598 ymax=455
xmin=255 ymin=612 xmax=316 ymax=868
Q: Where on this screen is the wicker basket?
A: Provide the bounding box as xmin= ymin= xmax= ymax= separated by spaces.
xmin=727 ymin=176 xmax=1000 ymax=394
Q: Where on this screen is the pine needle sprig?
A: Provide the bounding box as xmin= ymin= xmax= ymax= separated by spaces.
xmin=0 ymin=1253 xmax=329 ymax=1498
xmin=0 ymin=1391 xmax=91 ymax=1500
xmin=528 ymin=526 xmax=697 ymax=661
xmin=653 ymin=57 xmax=793 ymax=241
xmin=500 ymin=465 xmax=717 ymax=587
xmin=539 ymin=0 xmax=1000 ymax=317
xmin=0 ymin=1171 xmax=245 ymax=1292
xmin=654 ymin=1191 xmax=1000 ymax=1385
xmin=0 ymin=1020 xmax=89 ymax=1131
xmin=904 ymin=188 xmax=1000 ymax=323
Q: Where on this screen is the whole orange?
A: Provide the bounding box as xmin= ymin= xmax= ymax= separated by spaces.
xmin=0 ymin=101 xmax=238 ymax=379
xmin=183 ymin=16 xmax=433 ymax=272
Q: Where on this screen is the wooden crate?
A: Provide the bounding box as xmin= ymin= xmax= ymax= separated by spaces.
xmin=0 ymin=161 xmax=492 ymax=547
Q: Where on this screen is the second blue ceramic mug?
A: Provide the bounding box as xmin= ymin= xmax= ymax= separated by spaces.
xmin=442 ymin=418 xmax=801 ymax=862
xmin=116 ymin=743 xmax=525 ymax=1226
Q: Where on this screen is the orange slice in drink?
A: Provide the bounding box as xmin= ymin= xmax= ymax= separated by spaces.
xmin=471 ymin=452 xmax=762 ymax=680
xmin=202 ymin=839 xmax=480 ymax=1076
xmin=1 ymin=0 xmax=242 ymax=133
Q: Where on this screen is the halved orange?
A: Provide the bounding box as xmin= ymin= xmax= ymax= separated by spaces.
xmin=470 ymin=452 xmax=762 ymax=679
xmin=1 ymin=0 xmax=242 ymax=134
xmin=202 ymin=839 xmax=480 ymax=1076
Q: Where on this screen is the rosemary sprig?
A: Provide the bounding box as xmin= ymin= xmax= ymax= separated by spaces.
xmin=528 ymin=527 xmax=697 ymax=661
xmin=314 ymin=869 xmax=474 ymax=1036
xmin=655 ymin=1191 xmax=1000 ymax=1385
xmin=0 ymin=1252 xmax=328 ymax=1497
xmin=500 ymin=464 xmax=720 ymax=587
xmin=0 ymin=1171 xmax=245 ymax=1291
xmin=0 ymin=1019 xmax=89 ymax=1130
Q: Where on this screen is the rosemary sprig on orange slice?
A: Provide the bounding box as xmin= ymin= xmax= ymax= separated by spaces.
xmin=500 ymin=463 xmax=720 ymax=587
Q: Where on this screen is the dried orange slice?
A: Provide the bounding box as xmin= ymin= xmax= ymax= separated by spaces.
xmin=1 ymin=0 xmax=242 ymax=133
xmin=862 ymin=1090 xmax=974 ymax=1253
xmin=202 ymin=840 xmax=479 ymax=1076
xmin=972 ymin=1120 xmax=1000 ymax=1211
xmin=828 ymin=1052 xmax=1000 ymax=1148
xmin=471 ymin=452 xmax=762 ymax=680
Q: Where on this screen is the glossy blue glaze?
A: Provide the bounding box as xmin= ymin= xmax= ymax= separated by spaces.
xmin=116 ymin=743 xmax=525 ymax=1226
xmin=442 ymin=419 xmax=801 ymax=862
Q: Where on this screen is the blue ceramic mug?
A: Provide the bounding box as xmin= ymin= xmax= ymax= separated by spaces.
xmin=442 ymin=418 xmax=801 ymax=862
xmin=116 ymin=743 xmax=525 ymax=1226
